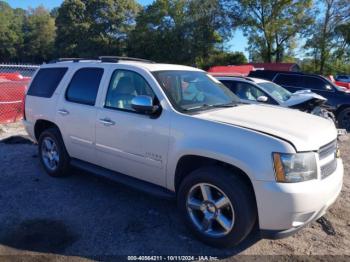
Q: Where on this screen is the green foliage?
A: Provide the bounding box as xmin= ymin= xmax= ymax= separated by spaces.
xmin=127 ymin=0 xmax=231 ymax=65
xmin=196 ymin=51 xmax=247 ymax=70
xmin=304 ymin=0 xmax=349 ymax=74
xmin=22 ymin=6 xmax=56 ymax=63
xmin=55 ymin=0 xmax=140 ymax=57
xmin=225 ymin=0 xmax=314 ymax=63
xmin=0 ymin=1 xmax=24 ymax=62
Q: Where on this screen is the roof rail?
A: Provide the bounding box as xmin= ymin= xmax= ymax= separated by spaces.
xmin=48 ymin=58 xmax=97 ymax=63
xmin=98 ymin=56 xmax=155 ymax=63
xmin=48 ymin=56 xmax=155 ymax=64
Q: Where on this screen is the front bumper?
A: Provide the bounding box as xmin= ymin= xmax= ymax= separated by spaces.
xmin=254 ymin=159 xmax=343 ymax=238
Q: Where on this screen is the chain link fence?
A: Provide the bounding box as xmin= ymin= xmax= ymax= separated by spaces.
xmin=0 ymin=64 xmax=39 ymax=124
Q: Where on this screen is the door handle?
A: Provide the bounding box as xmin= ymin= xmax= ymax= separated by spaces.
xmin=58 ymin=109 xmax=69 ymax=116
xmin=99 ymin=118 xmax=115 ymax=126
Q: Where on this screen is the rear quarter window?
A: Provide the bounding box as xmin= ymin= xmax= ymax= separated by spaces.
xmin=27 ymin=68 xmax=68 ymax=98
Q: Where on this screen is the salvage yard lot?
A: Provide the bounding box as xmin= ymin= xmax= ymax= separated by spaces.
xmin=0 ymin=122 xmax=349 ymax=260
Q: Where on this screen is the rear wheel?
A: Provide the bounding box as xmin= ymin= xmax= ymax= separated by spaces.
xmin=38 ymin=127 xmax=70 ymax=177
xmin=337 ymin=108 xmax=350 ymax=131
xmin=177 ymin=166 xmax=257 ymax=247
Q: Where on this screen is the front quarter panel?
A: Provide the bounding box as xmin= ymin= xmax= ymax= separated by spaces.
xmin=166 ymin=112 xmax=296 ymax=190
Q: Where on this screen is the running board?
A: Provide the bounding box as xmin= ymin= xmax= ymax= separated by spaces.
xmin=70 ymin=158 xmax=175 ymax=200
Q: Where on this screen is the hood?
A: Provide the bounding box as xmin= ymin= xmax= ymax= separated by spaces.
xmin=282 ymin=90 xmax=326 ymax=107
xmin=195 ymin=104 xmax=337 ymax=151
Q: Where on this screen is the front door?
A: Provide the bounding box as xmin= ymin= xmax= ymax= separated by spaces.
xmin=95 ymin=69 xmax=170 ymax=187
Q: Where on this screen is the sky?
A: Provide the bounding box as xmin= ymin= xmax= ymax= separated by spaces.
xmin=4 ymin=0 xmax=248 ymax=57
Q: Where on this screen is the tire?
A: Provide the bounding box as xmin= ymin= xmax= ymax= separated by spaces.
xmin=38 ymin=127 xmax=70 ymax=177
xmin=337 ymin=108 xmax=350 ymax=131
xmin=177 ymin=166 xmax=257 ymax=248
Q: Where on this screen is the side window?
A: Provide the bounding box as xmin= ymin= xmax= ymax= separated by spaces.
xmin=275 ymin=74 xmax=303 ymax=87
xmin=234 ymin=82 xmax=265 ymax=101
xmin=105 ymin=69 xmax=156 ymax=111
xmin=66 ymin=68 xmax=104 ymax=106
xmin=304 ymin=77 xmax=330 ymax=91
xmin=27 ymin=68 xmax=67 ymax=98
xmin=220 ymin=80 xmax=237 ymax=93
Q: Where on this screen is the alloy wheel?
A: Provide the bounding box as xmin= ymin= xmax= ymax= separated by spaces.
xmin=186 ymin=183 xmax=235 ymax=237
xmin=41 ymin=137 xmax=60 ymax=171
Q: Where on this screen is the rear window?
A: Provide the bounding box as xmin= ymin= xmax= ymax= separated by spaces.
xmin=27 ymin=68 xmax=67 ymax=98
xmin=66 ymin=68 xmax=104 ymax=106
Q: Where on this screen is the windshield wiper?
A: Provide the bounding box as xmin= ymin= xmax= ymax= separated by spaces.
xmin=211 ymin=102 xmax=238 ymax=108
xmin=184 ymin=102 xmax=238 ymax=111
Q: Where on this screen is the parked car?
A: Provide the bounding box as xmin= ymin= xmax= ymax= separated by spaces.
xmin=248 ymin=70 xmax=350 ymax=130
xmin=24 ymin=57 xmax=343 ymax=247
xmin=216 ymin=76 xmax=335 ymax=122
xmin=335 ymin=75 xmax=350 ymax=83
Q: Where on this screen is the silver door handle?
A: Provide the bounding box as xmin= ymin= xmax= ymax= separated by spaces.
xmin=58 ymin=109 xmax=69 ymax=115
xmin=99 ymin=118 xmax=115 ymax=126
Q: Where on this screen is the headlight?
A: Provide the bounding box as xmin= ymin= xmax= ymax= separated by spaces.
xmin=273 ymin=152 xmax=317 ymax=183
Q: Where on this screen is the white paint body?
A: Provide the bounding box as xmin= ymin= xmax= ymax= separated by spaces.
xmin=24 ymin=61 xmax=343 ymax=232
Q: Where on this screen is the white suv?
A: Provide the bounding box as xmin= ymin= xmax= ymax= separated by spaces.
xmin=24 ymin=57 xmax=343 ymax=247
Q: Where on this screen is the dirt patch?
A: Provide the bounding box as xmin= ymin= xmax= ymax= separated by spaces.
xmin=0 ymin=219 xmax=77 ymax=253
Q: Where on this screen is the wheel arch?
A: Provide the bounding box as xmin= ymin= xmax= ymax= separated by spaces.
xmin=335 ymin=104 xmax=350 ymax=116
xmin=174 ymin=155 xmax=255 ymax=198
xmin=34 ymin=119 xmax=61 ymax=141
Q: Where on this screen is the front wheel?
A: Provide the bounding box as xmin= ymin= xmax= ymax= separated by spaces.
xmin=177 ymin=166 xmax=257 ymax=248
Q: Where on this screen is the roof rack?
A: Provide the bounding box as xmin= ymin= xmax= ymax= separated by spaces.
xmin=98 ymin=56 xmax=155 ymax=63
xmin=48 ymin=58 xmax=97 ymax=63
xmin=48 ymin=56 xmax=155 ymax=64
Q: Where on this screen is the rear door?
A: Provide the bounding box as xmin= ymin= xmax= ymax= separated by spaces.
xmin=55 ymin=66 xmax=105 ymax=165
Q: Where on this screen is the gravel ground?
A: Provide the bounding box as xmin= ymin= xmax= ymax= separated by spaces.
xmin=0 ymin=122 xmax=349 ymax=261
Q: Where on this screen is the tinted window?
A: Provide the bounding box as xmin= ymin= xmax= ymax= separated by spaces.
xmin=220 ymin=80 xmax=237 ymax=92
xmin=274 ymin=74 xmax=304 ymax=87
xmin=66 ymin=68 xmax=104 ymax=105
xmin=105 ymin=70 xmax=156 ymax=111
xmin=304 ymin=76 xmax=330 ymax=90
xmin=27 ymin=68 xmax=67 ymax=98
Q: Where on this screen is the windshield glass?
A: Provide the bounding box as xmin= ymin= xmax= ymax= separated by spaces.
xmin=257 ymin=82 xmax=292 ymax=102
xmin=153 ymin=70 xmax=240 ymax=112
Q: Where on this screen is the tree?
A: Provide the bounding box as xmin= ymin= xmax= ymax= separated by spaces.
xmin=196 ymin=51 xmax=247 ymax=70
xmin=225 ymin=0 xmax=314 ymax=62
xmin=304 ymin=0 xmax=349 ymax=74
xmin=21 ymin=6 xmax=56 ymax=63
xmin=127 ymin=0 xmax=231 ymax=65
xmin=0 ymin=1 xmax=25 ymax=62
xmin=55 ymin=0 xmax=139 ymax=58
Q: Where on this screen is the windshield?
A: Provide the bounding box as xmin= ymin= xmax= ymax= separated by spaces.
xmin=257 ymin=82 xmax=291 ymax=102
xmin=153 ymin=70 xmax=240 ymax=112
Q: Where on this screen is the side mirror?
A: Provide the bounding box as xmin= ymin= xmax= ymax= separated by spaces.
xmin=325 ymin=85 xmax=333 ymax=91
xmin=131 ymin=95 xmax=158 ymax=114
xmin=257 ymin=95 xmax=268 ymax=102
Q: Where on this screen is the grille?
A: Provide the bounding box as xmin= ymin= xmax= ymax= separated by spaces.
xmin=321 ymin=158 xmax=337 ymax=179
xmin=318 ymin=140 xmax=337 ymax=160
